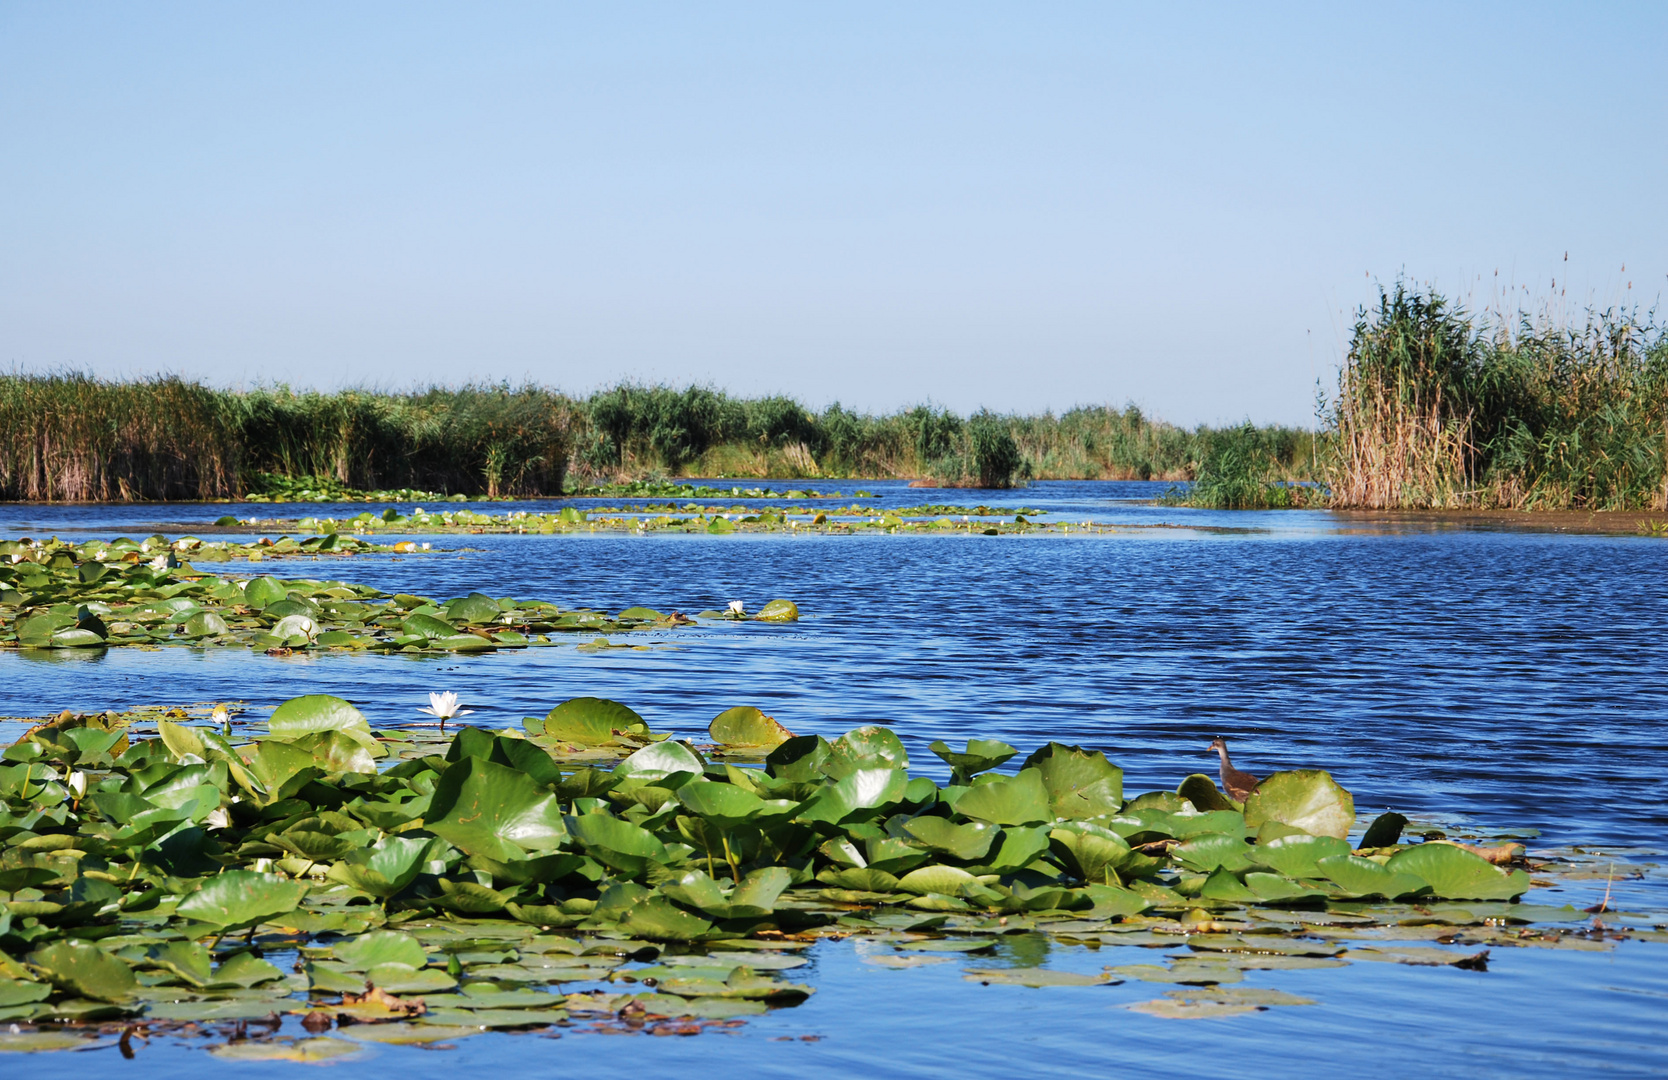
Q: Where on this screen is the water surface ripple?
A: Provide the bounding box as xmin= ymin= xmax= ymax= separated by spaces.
xmin=2 ymin=486 xmax=1664 ymax=1077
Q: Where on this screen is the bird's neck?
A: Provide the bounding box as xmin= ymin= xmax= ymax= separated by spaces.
xmin=1216 ymin=746 xmax=1232 ymax=769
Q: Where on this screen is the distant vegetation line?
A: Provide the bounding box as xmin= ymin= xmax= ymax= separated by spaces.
xmin=4 ymin=281 xmax=1658 ymax=509
xmin=0 ymin=375 xmax=1312 ymax=501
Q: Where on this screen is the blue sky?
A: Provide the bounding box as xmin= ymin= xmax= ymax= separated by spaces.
xmin=2 ymin=2 xmax=1663 ymax=425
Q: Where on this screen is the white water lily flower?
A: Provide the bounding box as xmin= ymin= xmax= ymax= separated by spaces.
xmin=205 ymin=806 xmax=231 ymax=830
xmin=728 ymin=600 xmax=747 ymax=616
xmin=420 ymin=542 xmax=431 ymax=550
xmin=211 ymin=704 xmax=230 ymax=727
xmin=67 ymin=770 xmax=87 ymax=798
xmin=418 ymin=691 xmax=474 ymax=721
xmin=149 ymin=554 xmax=169 ymax=572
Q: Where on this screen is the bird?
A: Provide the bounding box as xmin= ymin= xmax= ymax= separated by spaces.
xmin=1209 ymin=737 xmax=1260 ymax=802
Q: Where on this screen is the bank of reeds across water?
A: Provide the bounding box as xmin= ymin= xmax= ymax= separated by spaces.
xmin=1329 ymin=284 xmax=1668 ymax=511
xmin=6 ymin=283 xmax=1659 ymax=510
xmin=0 ymin=374 xmax=1311 ymax=501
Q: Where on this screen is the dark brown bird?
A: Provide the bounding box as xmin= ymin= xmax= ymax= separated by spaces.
xmin=1209 ymin=737 xmax=1259 ymax=802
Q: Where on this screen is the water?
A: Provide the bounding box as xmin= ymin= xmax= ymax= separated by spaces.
xmin=4 ymin=482 xmax=1665 ymax=1076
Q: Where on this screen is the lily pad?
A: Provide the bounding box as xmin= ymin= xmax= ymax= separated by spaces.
xmin=928 ymin=738 xmax=1017 ymax=784
xmin=953 ymin=770 xmax=1052 ymax=826
xmin=208 ymin=1038 xmax=365 ymax=1062
xmin=537 ymin=697 xmax=651 ymax=745
xmin=1386 ymin=843 xmax=1531 ymax=901
xmin=1021 ymin=743 xmax=1123 ymax=819
xmin=427 ymin=756 xmax=569 ymax=861
xmin=709 ymin=706 xmax=794 ymax=750
xmin=268 ymin=694 xmax=372 ymax=739
xmin=1242 ymin=770 xmax=1355 ymax=840
xmin=333 ymin=930 xmax=429 ymax=971
xmin=964 ymin=968 xmax=1118 ymax=987
xmin=27 ymin=941 xmax=137 ymax=1002
xmin=174 ymin=870 xmax=308 ymax=931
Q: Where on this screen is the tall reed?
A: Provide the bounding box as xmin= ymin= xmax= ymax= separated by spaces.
xmin=0 ymin=371 xmax=1317 ymax=500
xmin=0 ymin=377 xmax=575 ymax=501
xmin=1328 ymin=284 xmax=1668 ymax=510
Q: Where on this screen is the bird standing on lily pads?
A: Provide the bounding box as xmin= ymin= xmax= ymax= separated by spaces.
xmin=1209 ymin=737 xmax=1260 ymax=802
xmin=418 ymin=691 xmax=474 ymax=730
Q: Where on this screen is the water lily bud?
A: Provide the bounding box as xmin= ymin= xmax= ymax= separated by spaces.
xmin=728 ymin=600 xmax=747 ymax=615
xmin=67 ymin=770 xmax=87 ymax=798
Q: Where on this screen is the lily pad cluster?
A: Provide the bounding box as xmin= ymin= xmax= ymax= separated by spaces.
xmin=250 ymin=507 xmax=1108 ymax=538
xmin=565 ymin=481 xmax=853 ymax=499
xmin=0 ymin=693 xmax=1623 ymax=1054
xmin=242 ymin=473 xmax=472 ymax=504
xmin=1 ymin=540 xmax=767 ymax=653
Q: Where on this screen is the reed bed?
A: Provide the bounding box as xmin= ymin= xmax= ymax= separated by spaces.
xmin=0 ymin=378 xmax=574 ymax=501
xmin=0 ymin=372 xmax=1313 ymax=500
xmin=575 ymin=386 xmax=1312 ymax=489
xmin=1328 ymin=285 xmax=1668 ymax=510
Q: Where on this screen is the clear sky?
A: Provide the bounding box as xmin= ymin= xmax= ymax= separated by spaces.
xmin=2 ymin=2 xmax=1663 ymax=425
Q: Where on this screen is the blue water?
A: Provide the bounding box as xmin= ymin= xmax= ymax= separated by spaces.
xmin=3 ymin=481 xmax=1665 ymax=1077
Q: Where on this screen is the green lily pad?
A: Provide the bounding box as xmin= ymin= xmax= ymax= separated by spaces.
xmin=444 ymin=592 xmax=505 ymax=625
xmin=208 ymin=1038 xmax=365 ymax=1062
xmin=796 ymin=768 xmax=909 ymax=825
xmin=342 ymin=1023 xmax=485 ymax=1045
xmin=826 ymin=726 xmax=910 ymax=777
xmin=1249 ymin=833 xmax=1351 ymax=878
xmin=896 ymin=864 xmax=979 ymax=896
xmin=327 ymin=835 xmax=437 ymax=898
xmin=964 ymin=968 xmax=1118 ymax=987
xmin=614 ymin=740 xmax=704 ymax=782
xmin=708 ymin=706 xmax=794 ymax=749
xmin=568 ymin=812 xmax=668 ymax=874
xmin=211 ymin=951 xmax=284 ymax=988
xmin=1243 ymin=770 xmax=1355 ymax=840
xmin=953 ymin=769 xmax=1052 ymax=826
xmin=242 ymin=576 xmax=288 ymax=609
xmin=268 ymin=694 xmax=372 ymax=739
xmin=27 ymin=941 xmax=137 ymax=1002
xmin=0 ymin=980 xmax=53 ymax=1007
xmin=173 ymin=870 xmax=308 ymax=931
xmin=906 ymin=817 xmax=998 ymax=861
xmin=427 ymin=756 xmax=568 ymax=861
xmin=1386 ymin=843 xmax=1531 ymax=901
xmin=1315 ymin=854 xmax=1429 ymax=899
xmin=754 ymin=599 xmax=799 ymax=621
xmin=928 ymin=739 xmax=1017 ymax=784
xmin=1177 ymin=773 xmax=1238 ymax=812
xmin=1022 ymin=743 xmax=1123 ymax=819
xmin=0 ymin=1032 xmax=106 ymax=1053
xmin=333 ymin=930 xmax=428 ymax=971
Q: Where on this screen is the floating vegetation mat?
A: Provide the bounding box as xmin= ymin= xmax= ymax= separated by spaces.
xmin=0 ymin=698 xmax=1657 ymax=1055
xmin=232 ymin=507 xmax=1148 ymax=538
xmin=0 ymin=537 xmax=790 ymax=654
xmin=565 ymin=481 xmax=865 ymax=499
xmin=241 ymin=473 xmax=472 ymax=504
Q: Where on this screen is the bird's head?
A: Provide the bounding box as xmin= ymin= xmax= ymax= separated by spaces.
xmin=1208 ymin=737 xmax=1227 ymax=752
